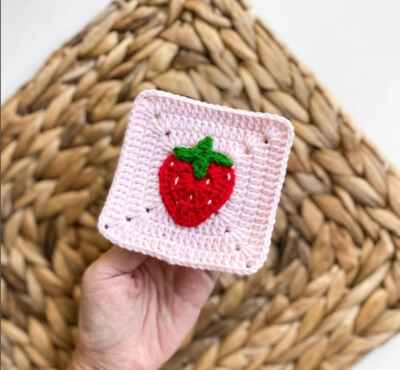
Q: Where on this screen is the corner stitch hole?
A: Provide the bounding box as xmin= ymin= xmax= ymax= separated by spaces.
xmin=236 ymin=245 xmax=241 ymax=251
xmin=146 ymin=208 xmax=151 ymax=213
xmin=104 ymin=224 xmax=109 ymax=229
xmin=126 ymin=217 xmax=132 ymax=222
xmin=225 ymin=229 xmax=230 ymax=233
xmin=264 ymin=138 xmax=269 ymax=144
xmin=165 ymin=131 xmax=170 ymax=136
xmin=155 ymin=113 xmax=160 ymax=119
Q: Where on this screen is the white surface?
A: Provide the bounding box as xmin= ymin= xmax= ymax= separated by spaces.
xmin=257 ymin=0 xmax=400 ymax=168
xmin=1 ymin=0 xmax=110 ymax=102
xmin=1 ymin=0 xmax=399 ymax=368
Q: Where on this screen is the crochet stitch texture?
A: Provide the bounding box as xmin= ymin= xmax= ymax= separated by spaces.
xmin=173 ymin=136 xmax=233 ymax=179
xmin=159 ymin=136 xmax=235 ymax=227
xmin=98 ymin=90 xmax=294 ymax=275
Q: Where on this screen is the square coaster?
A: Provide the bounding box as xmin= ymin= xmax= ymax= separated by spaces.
xmin=98 ymin=90 xmax=294 ymax=275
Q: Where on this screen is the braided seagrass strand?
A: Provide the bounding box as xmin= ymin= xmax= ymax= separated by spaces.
xmin=1 ymin=0 xmax=399 ymax=369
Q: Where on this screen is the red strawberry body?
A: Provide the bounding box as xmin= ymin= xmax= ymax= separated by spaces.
xmin=159 ymin=137 xmax=235 ymax=227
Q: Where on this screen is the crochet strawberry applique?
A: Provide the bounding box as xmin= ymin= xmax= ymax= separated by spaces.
xmin=159 ymin=136 xmax=235 ymax=227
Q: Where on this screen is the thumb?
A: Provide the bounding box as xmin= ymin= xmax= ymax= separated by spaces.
xmin=86 ymin=245 xmax=147 ymax=280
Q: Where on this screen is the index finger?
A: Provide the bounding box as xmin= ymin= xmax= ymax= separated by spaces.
xmin=86 ymin=245 xmax=147 ymax=280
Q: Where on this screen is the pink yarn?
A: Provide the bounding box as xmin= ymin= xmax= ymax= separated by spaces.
xmin=98 ymin=90 xmax=294 ymax=275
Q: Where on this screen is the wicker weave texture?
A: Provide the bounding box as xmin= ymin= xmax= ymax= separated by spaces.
xmin=1 ymin=0 xmax=400 ymax=369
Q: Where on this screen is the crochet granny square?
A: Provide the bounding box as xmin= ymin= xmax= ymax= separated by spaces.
xmin=98 ymin=90 xmax=294 ymax=275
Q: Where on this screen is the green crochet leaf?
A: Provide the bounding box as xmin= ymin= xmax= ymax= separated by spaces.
xmin=193 ymin=156 xmax=210 ymax=179
xmin=195 ymin=136 xmax=213 ymax=152
xmin=173 ymin=147 xmax=195 ymax=162
xmin=210 ymin=152 xmax=233 ymax=167
xmin=172 ymin=136 xmax=233 ymax=179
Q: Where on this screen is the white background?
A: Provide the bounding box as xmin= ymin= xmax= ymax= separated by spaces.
xmin=2 ymin=0 xmax=399 ymax=368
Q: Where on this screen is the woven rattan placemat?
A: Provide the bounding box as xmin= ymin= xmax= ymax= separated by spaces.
xmin=2 ymin=0 xmax=400 ymax=369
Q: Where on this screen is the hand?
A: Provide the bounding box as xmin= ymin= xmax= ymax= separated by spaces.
xmin=69 ymin=246 xmax=218 ymax=370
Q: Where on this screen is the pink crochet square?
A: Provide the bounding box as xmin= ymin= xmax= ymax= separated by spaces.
xmin=98 ymin=90 xmax=294 ymax=275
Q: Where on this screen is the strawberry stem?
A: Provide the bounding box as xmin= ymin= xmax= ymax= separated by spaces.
xmin=173 ymin=137 xmax=233 ymax=179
